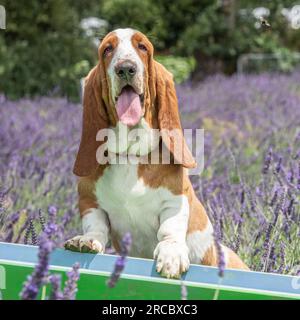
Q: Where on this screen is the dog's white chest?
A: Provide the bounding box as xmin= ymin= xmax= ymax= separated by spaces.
xmin=95 ymin=164 xmax=162 ymax=257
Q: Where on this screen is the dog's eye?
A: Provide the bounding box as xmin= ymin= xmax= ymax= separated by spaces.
xmin=138 ymin=43 xmax=147 ymax=52
xmin=103 ymin=45 xmax=113 ymax=57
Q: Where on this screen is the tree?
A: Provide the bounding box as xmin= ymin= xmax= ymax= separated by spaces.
xmin=0 ymin=0 xmax=98 ymax=100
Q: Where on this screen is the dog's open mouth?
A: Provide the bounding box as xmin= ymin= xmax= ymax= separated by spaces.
xmin=115 ymin=85 xmax=144 ymax=127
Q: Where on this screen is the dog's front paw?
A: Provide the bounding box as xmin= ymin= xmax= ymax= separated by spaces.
xmin=64 ymin=234 xmax=104 ymax=254
xmin=153 ymin=241 xmax=190 ymax=279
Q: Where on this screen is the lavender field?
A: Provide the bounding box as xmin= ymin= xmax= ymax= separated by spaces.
xmin=1 ymin=71 xmax=300 ymax=275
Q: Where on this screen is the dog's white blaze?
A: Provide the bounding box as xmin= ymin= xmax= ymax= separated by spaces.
xmin=94 ymin=164 xmax=190 ymax=259
xmin=107 ymin=28 xmax=144 ymax=102
xmin=186 ymin=221 xmax=214 ymax=264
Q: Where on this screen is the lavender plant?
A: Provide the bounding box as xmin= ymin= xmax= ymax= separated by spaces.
xmin=20 ymin=214 xmax=56 ymax=299
xmin=1 ymin=70 xmax=300 ymax=275
xmin=19 ymin=208 xmax=80 ymax=300
xmin=49 ymin=274 xmax=63 ymax=300
xmin=107 ymin=232 xmax=132 ymax=288
xmin=63 ymin=262 xmax=80 ymax=300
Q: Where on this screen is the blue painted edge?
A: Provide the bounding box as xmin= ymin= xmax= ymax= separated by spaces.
xmin=0 ymin=242 xmax=300 ymax=298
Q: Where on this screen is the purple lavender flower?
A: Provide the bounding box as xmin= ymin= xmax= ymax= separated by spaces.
xmin=275 ymin=156 xmax=282 ymax=174
xmin=244 ymin=187 xmax=257 ymax=212
xmin=49 ymin=274 xmax=63 ymax=300
xmin=4 ymin=211 xmax=20 ymax=242
xmin=63 ymin=263 xmax=80 ymax=300
xmin=20 ymin=231 xmax=54 ymax=299
xmin=120 ymin=232 xmax=131 ymax=256
xmin=262 ymin=223 xmax=273 ymax=265
xmin=277 ymin=243 xmax=286 ymax=274
xmin=107 ymin=232 xmax=132 ymax=288
xmin=38 ymin=209 xmax=46 ymax=232
xmin=16 ymin=214 xmax=32 ymax=244
xmin=19 ymin=209 xmax=61 ymax=300
xmin=267 ymin=243 xmax=277 ymax=273
xmin=215 ymin=241 xmax=225 ymax=277
xmin=29 ymin=219 xmax=38 ymax=245
xmin=0 ymin=192 xmax=5 ymax=216
xmin=48 ymin=206 xmax=57 ymax=221
xmin=286 ymin=198 xmax=295 ymax=217
xmin=274 ymin=188 xmax=287 ymax=224
xmin=213 ymin=223 xmax=225 ymax=277
xmin=263 ymin=147 xmax=273 ymax=174
xmin=297 ymin=161 xmax=300 ymax=190
xmin=3 ymin=71 xmax=300 ymax=276
xmin=24 ymin=223 xmax=31 ymax=245
xmin=270 ymin=185 xmax=279 ymax=207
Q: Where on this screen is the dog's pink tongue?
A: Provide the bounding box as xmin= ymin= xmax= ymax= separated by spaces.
xmin=116 ymin=87 xmax=142 ymax=126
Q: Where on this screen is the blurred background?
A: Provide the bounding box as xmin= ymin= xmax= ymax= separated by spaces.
xmin=1 ymin=0 xmax=300 ymax=100
xmin=0 ymin=1 xmax=300 ymax=275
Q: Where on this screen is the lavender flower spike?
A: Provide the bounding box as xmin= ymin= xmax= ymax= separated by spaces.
xmin=262 ymin=147 xmax=273 ymax=174
xmin=107 ymin=232 xmax=132 ymax=288
xmin=63 ymin=262 xmax=80 ymax=300
xmin=4 ymin=211 xmax=20 ymax=242
xmin=213 ymin=226 xmax=225 ymax=277
xmin=215 ymin=240 xmax=225 ymax=277
xmin=38 ymin=209 xmax=46 ymax=232
xmin=48 ymin=205 xmax=57 ymax=221
xmin=29 ymin=219 xmax=38 ymax=245
xmin=20 ymin=231 xmax=54 ymax=299
xmin=49 ymin=274 xmax=63 ymax=300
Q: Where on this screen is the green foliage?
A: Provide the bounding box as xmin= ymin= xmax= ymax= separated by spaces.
xmin=101 ymin=0 xmax=166 ymax=50
xmin=0 ymin=0 xmax=97 ymax=101
xmin=155 ymin=55 xmax=196 ymax=83
xmin=104 ymin=0 xmax=300 ymax=75
xmin=1 ymin=0 xmax=300 ymax=99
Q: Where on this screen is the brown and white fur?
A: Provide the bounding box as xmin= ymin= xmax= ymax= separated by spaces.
xmin=64 ymin=28 xmax=249 ymax=278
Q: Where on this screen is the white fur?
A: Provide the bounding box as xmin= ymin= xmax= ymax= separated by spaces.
xmin=107 ymin=28 xmax=144 ymax=102
xmin=93 ymin=163 xmax=190 ymax=277
xmin=65 ymin=208 xmax=110 ymax=253
xmin=67 ymin=28 xmax=210 ymax=277
xmin=154 ymin=196 xmax=190 ymax=278
xmin=82 ymin=208 xmax=110 ymax=247
xmin=186 ymin=221 xmax=214 ymax=264
xmin=105 ymin=119 xmax=160 ymax=157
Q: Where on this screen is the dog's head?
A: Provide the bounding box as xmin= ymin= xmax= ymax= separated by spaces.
xmin=74 ymin=28 xmax=196 ymax=176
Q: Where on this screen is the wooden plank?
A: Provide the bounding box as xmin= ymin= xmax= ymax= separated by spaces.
xmin=0 ymin=242 xmax=299 ymax=300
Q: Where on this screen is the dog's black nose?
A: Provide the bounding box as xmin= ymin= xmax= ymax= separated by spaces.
xmin=115 ymin=61 xmax=137 ymax=79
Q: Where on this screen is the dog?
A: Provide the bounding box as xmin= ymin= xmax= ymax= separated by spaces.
xmin=64 ymin=28 xmax=249 ymax=278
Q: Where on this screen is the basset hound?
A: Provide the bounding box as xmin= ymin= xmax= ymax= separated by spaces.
xmin=64 ymin=28 xmax=249 ymax=278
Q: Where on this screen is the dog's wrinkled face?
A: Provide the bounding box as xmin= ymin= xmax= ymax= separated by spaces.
xmin=100 ymin=28 xmax=153 ymax=127
xmin=73 ymin=28 xmax=196 ymax=177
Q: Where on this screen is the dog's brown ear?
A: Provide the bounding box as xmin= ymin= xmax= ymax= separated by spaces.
xmin=73 ymin=65 xmax=109 ymax=177
xmin=155 ymin=61 xmax=196 ymax=168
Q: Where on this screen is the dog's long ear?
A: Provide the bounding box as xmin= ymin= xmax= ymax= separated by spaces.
xmin=73 ymin=65 xmax=109 ymax=177
xmin=154 ymin=61 xmax=196 ymax=168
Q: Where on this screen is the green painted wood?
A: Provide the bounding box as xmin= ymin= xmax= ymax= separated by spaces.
xmin=0 ymin=243 xmax=300 ymax=300
xmin=0 ymin=262 xmax=296 ymax=300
